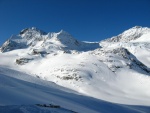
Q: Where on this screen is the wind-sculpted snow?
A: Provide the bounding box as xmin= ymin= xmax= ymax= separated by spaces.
xmin=0 ymin=26 xmax=150 ymax=112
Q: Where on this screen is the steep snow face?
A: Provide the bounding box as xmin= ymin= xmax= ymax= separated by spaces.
xmin=0 ymin=27 xmax=45 ymax=52
xmin=52 ymin=30 xmax=80 ymax=47
xmin=132 ymin=32 xmax=150 ymax=43
xmin=0 ymin=35 xmax=27 ymax=52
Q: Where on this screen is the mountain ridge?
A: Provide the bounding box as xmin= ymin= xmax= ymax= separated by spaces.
xmin=0 ymin=27 xmax=100 ymax=52
xmin=101 ymin=26 xmax=150 ymax=46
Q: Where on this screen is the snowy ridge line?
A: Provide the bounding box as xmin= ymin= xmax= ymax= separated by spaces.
xmin=0 ymin=27 xmax=100 ymax=52
xmin=101 ymin=26 xmax=150 ymax=44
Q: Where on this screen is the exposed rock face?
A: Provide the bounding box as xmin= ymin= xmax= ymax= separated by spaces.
xmin=16 ymin=58 xmax=33 ymax=65
xmin=91 ymin=47 xmax=150 ymax=74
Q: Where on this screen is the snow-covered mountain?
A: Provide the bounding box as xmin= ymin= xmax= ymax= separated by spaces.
xmin=0 ymin=27 xmax=99 ymax=53
xmin=0 ymin=26 xmax=150 ymax=113
xmin=101 ymin=26 xmax=150 ymax=44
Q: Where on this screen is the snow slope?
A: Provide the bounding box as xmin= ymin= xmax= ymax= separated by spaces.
xmin=0 ymin=66 xmax=150 ymax=113
xmin=0 ymin=26 xmax=150 ymax=112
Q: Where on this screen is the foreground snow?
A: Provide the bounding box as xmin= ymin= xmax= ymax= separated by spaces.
xmin=0 ymin=66 xmax=150 ymax=113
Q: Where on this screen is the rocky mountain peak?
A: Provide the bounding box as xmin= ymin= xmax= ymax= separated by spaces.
xmin=19 ymin=27 xmax=47 ymax=42
xmin=20 ymin=27 xmax=46 ymax=35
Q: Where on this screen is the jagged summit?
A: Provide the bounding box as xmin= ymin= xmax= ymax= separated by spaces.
xmin=20 ymin=27 xmax=47 ymax=36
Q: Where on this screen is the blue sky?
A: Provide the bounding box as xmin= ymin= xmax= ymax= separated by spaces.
xmin=0 ymin=0 xmax=150 ymax=45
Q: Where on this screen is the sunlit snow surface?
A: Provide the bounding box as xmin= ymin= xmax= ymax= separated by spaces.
xmin=0 ymin=67 xmax=150 ymax=113
xmin=0 ymin=26 xmax=150 ymax=113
